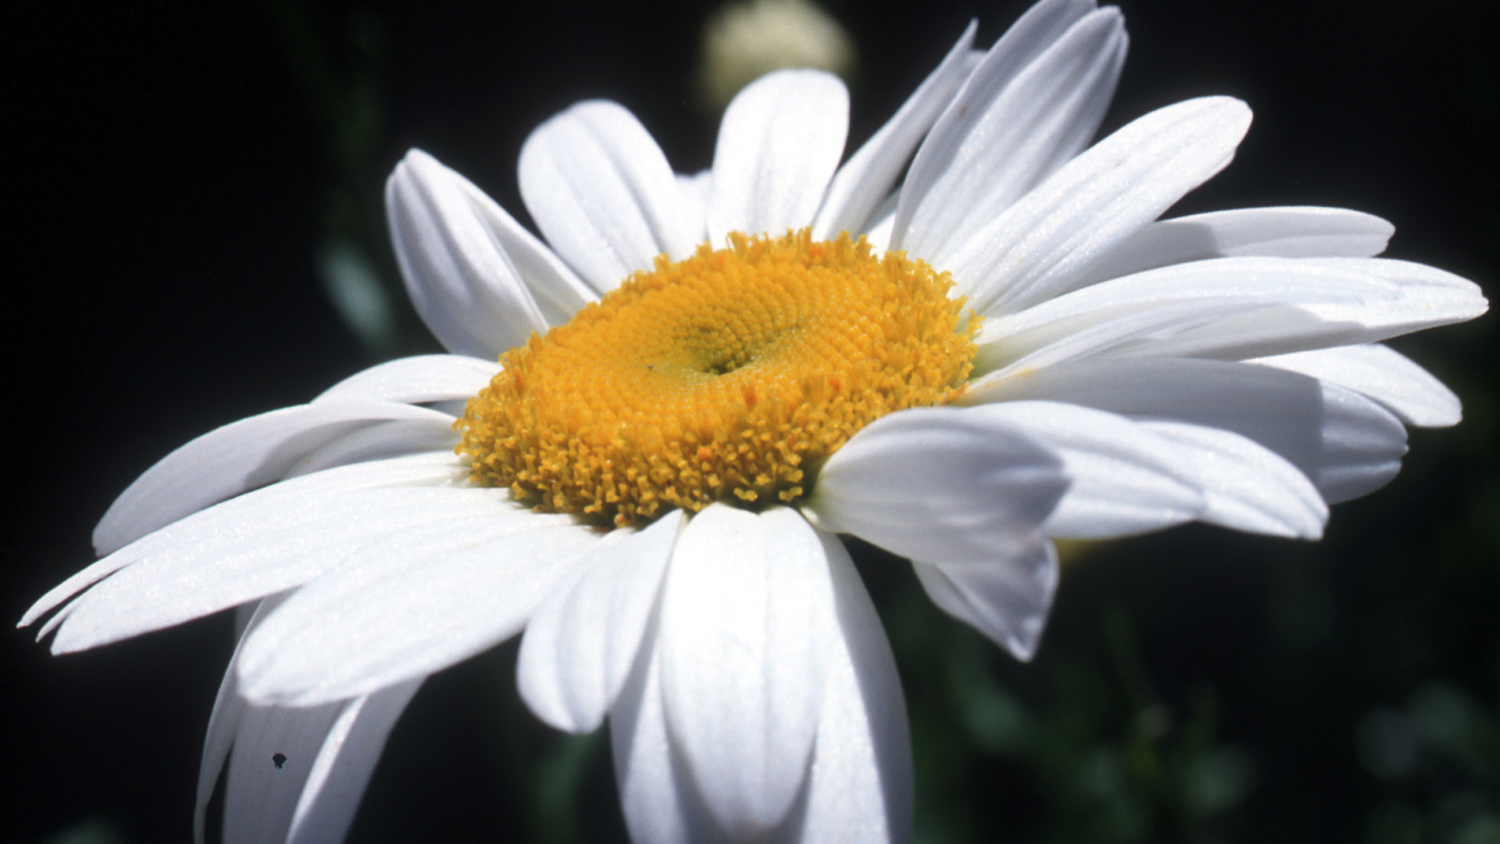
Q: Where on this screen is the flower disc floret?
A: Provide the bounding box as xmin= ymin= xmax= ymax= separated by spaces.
xmin=458 ymin=229 xmax=979 ymax=526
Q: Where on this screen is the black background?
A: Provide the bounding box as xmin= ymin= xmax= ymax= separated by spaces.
xmin=7 ymin=1 xmax=1496 ymax=841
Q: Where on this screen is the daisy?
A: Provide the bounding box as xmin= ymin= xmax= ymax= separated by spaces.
xmin=21 ymin=0 xmax=1486 ymax=842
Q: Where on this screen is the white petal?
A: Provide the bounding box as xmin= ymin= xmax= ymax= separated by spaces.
xmin=91 ymin=401 xmax=457 ymax=556
xmin=237 ymin=511 xmax=599 ymax=705
xmin=517 ymin=512 xmax=683 ymax=733
xmin=32 ymin=598 xmax=81 ymax=644
xmin=913 ymin=537 xmax=1059 ymax=662
xmin=222 ymin=697 xmax=344 ymax=844
xmin=861 ymin=204 xmax=896 ymax=253
xmin=519 ymin=100 xmax=696 ymax=293
xmin=971 ymin=297 xmax=1270 ymax=378
xmin=1137 ymin=421 xmax=1327 ymax=539
xmin=1252 ymin=343 xmax=1462 ymax=428
xmin=708 ymin=70 xmax=849 ymax=244
xmin=53 ymin=484 xmax=509 ymax=655
xmin=785 ymin=541 xmax=912 ymax=844
xmin=897 ymin=8 xmax=1128 ymax=266
xmin=1106 ymin=259 xmax=1487 ymax=361
xmin=313 ymin=354 xmax=499 ymax=405
xmin=972 ymin=256 xmax=1488 ymax=372
xmin=25 ymin=453 xmax=468 ymax=638
xmin=201 ymin=595 xmax=422 ymax=844
xmin=893 ymin=0 xmax=1097 ymax=252
xmin=657 ymin=505 xmax=836 ymax=834
xmin=966 ymin=402 xmax=1205 ymax=538
xmin=196 ymin=595 xmax=283 ymax=844
xmin=285 ymin=680 xmax=422 ymax=844
xmin=609 ymin=533 xmax=910 ymax=844
xmin=1073 ymin=206 xmax=1396 ymax=287
xmin=811 ymin=21 xmax=977 ymax=239
xmin=386 ymin=150 xmax=543 ymax=356
xmin=949 ymin=97 xmax=1253 ymax=316
xmin=610 ymin=643 xmax=705 ymax=844
xmin=280 ymin=417 xmax=458 ymax=479
xmin=805 ymin=407 xmax=1069 ymax=563
xmin=676 ymin=170 xmax=713 ymax=247
xmin=968 ymin=357 xmax=1409 ymax=503
xmin=386 ymin=150 xmax=592 ymax=355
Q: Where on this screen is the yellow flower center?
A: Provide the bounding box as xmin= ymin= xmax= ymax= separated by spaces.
xmin=457 ymin=229 xmax=979 ymax=526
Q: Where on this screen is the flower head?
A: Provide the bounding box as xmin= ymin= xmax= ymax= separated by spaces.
xmin=21 ymin=0 xmax=1486 ymax=842
xmin=458 ymin=230 xmax=978 ymax=524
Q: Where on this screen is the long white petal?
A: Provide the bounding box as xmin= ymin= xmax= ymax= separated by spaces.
xmin=1073 ymin=206 xmax=1396 ymax=288
xmin=913 ymin=537 xmax=1059 ymax=662
xmin=52 ymin=486 xmax=510 ymax=655
xmin=1137 ymin=421 xmax=1327 ymax=539
xmin=899 ymin=8 xmax=1127 ymax=266
xmin=811 ymin=21 xmax=978 ymax=239
xmin=217 ymin=680 xmax=420 ymax=844
xmin=90 ymin=401 xmax=455 ymax=556
xmin=971 ymin=298 xmax=1270 ymax=378
xmin=805 ymin=407 xmax=1069 ymax=563
xmin=222 ymin=697 xmax=344 ymax=844
xmin=1252 ymin=343 xmax=1462 ymax=428
xmin=610 ymin=533 xmax=913 ymax=844
xmin=519 ymin=101 xmax=696 ymax=293
xmin=610 ymin=643 xmax=704 ymax=844
xmin=965 ymin=402 xmax=1205 ymax=538
xmin=968 ymin=357 xmax=1408 ymax=503
xmin=386 ymin=150 xmax=543 ymax=356
xmin=237 ymin=511 xmax=599 ymax=705
xmin=23 ymin=453 xmax=467 ymax=635
xmin=786 ymin=540 xmax=913 ymax=844
xmin=708 ymin=70 xmax=848 ymax=245
xmin=284 ymin=680 xmax=422 ymax=844
xmin=280 ymin=417 xmax=458 ymax=480
xmin=517 ymin=512 xmax=683 ymax=733
xmin=313 ymin=354 xmax=499 ymax=405
xmin=893 ymin=0 xmax=1097 ymax=250
xmin=860 ymin=192 xmax=900 ymax=250
xmin=386 ymin=150 xmax=592 ymax=354
xmin=657 ymin=505 xmax=835 ymax=834
xmin=676 ymin=170 xmax=712 ymax=247
xmin=950 ymin=97 xmax=1253 ymax=316
xmin=1113 ymin=259 xmax=1487 ymax=361
xmin=972 ymin=256 xmax=1488 ymax=372
xmin=197 ymin=595 xmax=283 ymax=844
xmin=201 ymin=594 xmax=422 ymax=844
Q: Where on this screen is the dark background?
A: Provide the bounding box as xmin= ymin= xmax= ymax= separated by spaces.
xmin=7 ymin=1 xmax=1496 ymax=842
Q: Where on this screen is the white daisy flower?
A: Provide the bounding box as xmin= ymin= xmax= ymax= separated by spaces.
xmin=21 ymin=0 xmax=1486 ymax=842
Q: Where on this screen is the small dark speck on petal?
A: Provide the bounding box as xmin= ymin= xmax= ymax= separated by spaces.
xmin=272 ymin=752 xmax=287 ymax=770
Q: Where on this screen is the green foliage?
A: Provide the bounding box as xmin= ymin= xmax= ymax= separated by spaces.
xmin=883 ymin=574 xmax=1256 ymax=844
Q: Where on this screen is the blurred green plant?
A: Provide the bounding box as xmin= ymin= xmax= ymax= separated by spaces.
xmin=37 ymin=821 xmax=127 ymax=844
xmin=885 ymin=576 xmax=1256 ymax=844
xmin=1358 ymin=684 xmax=1500 ymax=844
xmin=492 ymin=649 xmax=610 ymax=844
xmin=268 ymin=0 xmax=426 ymax=359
